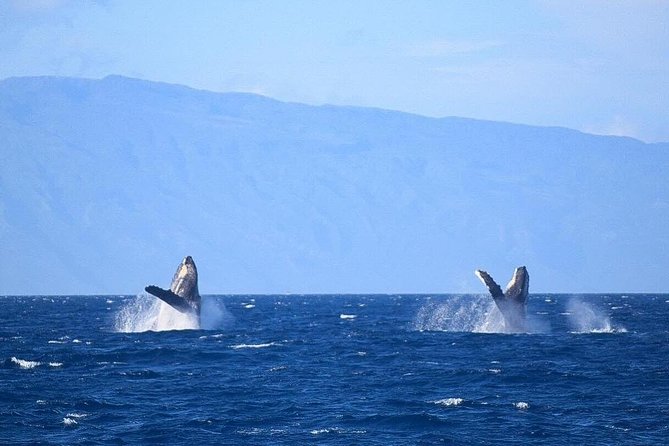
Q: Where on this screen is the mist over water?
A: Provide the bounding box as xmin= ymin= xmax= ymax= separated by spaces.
xmin=565 ymin=297 xmax=627 ymax=333
xmin=114 ymin=293 xmax=232 ymax=332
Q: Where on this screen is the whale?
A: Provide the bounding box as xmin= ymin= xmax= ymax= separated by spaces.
xmin=475 ymin=266 xmax=529 ymax=331
xmin=145 ymin=256 xmax=201 ymax=318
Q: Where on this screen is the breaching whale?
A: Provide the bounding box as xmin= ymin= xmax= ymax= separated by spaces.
xmin=475 ymin=266 xmax=529 ymax=331
xmin=145 ymin=256 xmax=201 ymax=318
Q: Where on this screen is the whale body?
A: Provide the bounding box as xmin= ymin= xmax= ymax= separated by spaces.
xmin=145 ymin=256 xmax=201 ymax=318
xmin=475 ymin=266 xmax=529 ymax=331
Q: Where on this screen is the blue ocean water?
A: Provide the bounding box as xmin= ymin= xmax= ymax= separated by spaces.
xmin=1 ymin=294 xmax=668 ymax=445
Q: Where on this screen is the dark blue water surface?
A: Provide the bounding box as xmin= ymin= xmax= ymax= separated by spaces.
xmin=1 ymin=294 xmax=668 ymax=445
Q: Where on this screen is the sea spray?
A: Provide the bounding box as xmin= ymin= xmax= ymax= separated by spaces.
xmin=413 ymin=296 xmax=505 ymax=333
xmin=566 ymin=298 xmax=626 ymax=333
xmin=200 ymin=296 xmax=234 ymax=330
xmin=413 ymin=295 xmax=549 ymax=333
xmin=114 ymin=293 xmax=232 ymax=332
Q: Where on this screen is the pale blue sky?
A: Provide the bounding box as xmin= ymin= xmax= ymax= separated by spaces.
xmin=1 ymin=0 xmax=667 ymax=142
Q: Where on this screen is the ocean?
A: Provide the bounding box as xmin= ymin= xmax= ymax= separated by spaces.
xmin=1 ymin=293 xmax=668 ymax=444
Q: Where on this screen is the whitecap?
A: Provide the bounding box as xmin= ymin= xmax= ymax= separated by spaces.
xmin=242 ymin=304 xmax=255 ymax=309
xmin=62 ymin=417 xmax=78 ymax=426
xmin=433 ymin=398 xmax=464 ymax=407
xmin=515 ymin=402 xmax=530 ymax=410
xmin=589 ymin=326 xmax=628 ymax=334
xmin=310 ymin=427 xmax=342 ymax=435
xmin=48 ymin=362 xmax=63 ymax=367
xmin=488 ymin=368 xmax=501 ymax=374
xmin=340 ymin=314 xmax=357 ymax=320
xmin=199 ymin=333 xmax=225 ymax=340
xmin=237 ymin=427 xmax=264 ymax=435
xmin=231 ymin=342 xmax=279 ymax=349
xmin=11 ymin=357 xmax=41 ymax=369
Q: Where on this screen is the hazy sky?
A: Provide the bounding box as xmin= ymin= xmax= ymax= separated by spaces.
xmin=1 ymin=0 xmax=667 ymax=142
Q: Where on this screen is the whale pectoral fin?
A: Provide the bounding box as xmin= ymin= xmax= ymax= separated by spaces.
xmin=475 ymin=270 xmax=504 ymax=299
xmin=145 ymin=285 xmax=193 ymax=314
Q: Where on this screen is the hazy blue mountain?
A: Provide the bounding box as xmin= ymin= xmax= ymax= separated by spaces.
xmin=1 ymin=75 xmax=667 ymax=294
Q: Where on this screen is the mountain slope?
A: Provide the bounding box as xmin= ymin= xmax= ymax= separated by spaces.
xmin=1 ymin=75 xmax=667 ymax=294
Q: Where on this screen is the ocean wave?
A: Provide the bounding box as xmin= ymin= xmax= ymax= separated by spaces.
xmin=199 ymin=333 xmax=226 ymax=340
xmin=231 ymin=342 xmax=280 ymax=349
xmin=582 ymin=326 xmax=628 ymax=334
xmin=11 ymin=357 xmax=41 ymax=369
xmin=62 ymin=417 xmax=78 ymax=426
xmin=310 ymin=427 xmax=366 ymax=435
xmin=432 ymin=398 xmax=464 ymax=407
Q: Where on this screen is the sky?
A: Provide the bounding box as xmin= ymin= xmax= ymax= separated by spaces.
xmin=0 ymin=0 xmax=667 ymax=142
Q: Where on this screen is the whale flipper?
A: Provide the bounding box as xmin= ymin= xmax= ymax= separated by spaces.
xmin=145 ymin=256 xmax=201 ymax=318
xmin=145 ymin=285 xmax=194 ymax=314
xmin=474 ymin=270 xmax=504 ymax=299
xmin=475 ymin=266 xmax=529 ymax=331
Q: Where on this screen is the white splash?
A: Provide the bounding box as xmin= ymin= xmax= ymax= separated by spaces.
xmin=114 ymin=293 xmax=232 ymax=333
xmin=340 ymin=314 xmax=357 ymax=320
xmin=515 ymin=402 xmax=530 ymax=410
xmin=566 ymin=298 xmax=627 ymax=333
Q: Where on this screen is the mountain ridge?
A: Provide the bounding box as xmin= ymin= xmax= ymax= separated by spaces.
xmin=1 ymin=75 xmax=667 ymax=294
